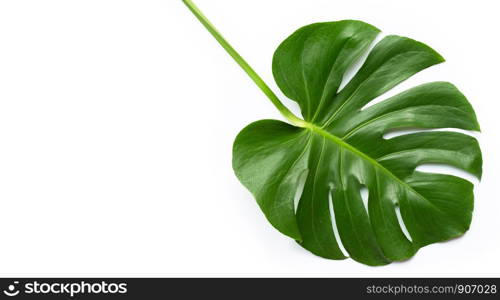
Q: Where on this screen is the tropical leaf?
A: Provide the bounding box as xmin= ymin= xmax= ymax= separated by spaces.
xmin=233 ymin=21 xmax=481 ymax=265
xmin=182 ymin=0 xmax=482 ymax=265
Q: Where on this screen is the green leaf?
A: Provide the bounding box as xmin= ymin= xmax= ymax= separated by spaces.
xmin=233 ymin=21 xmax=481 ymax=265
xmin=182 ymin=1 xmax=482 ymax=265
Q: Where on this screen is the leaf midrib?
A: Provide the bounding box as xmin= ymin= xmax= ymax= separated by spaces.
xmin=301 ymin=121 xmax=444 ymax=215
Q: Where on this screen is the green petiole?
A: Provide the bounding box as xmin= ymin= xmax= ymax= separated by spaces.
xmin=182 ymin=0 xmax=307 ymax=128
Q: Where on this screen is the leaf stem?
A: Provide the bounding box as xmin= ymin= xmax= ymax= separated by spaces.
xmin=182 ymin=0 xmax=306 ymax=127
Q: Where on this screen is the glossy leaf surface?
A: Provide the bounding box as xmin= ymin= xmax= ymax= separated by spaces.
xmin=233 ymin=21 xmax=481 ymax=265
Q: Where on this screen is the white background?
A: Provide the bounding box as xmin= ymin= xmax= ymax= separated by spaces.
xmin=0 ymin=0 xmax=499 ymax=277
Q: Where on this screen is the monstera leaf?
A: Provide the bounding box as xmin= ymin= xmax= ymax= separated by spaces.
xmin=183 ymin=1 xmax=482 ymax=265
xmin=233 ymin=22 xmax=481 ymax=265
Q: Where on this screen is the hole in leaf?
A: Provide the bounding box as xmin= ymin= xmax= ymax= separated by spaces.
xmin=360 ymin=65 xmax=446 ymax=111
xmin=293 ymin=170 xmax=309 ymax=213
xmin=337 ymin=35 xmax=383 ymax=93
xmin=360 ymin=185 xmax=369 ymax=216
xmin=416 ymin=163 xmax=479 ymax=184
xmin=328 ymin=189 xmax=348 ymax=257
xmin=383 ymin=127 xmax=429 ymax=139
xmin=395 ymin=204 xmax=413 ymax=242
xmin=383 ymin=127 xmax=478 ymax=140
xmin=360 ymin=94 xmax=389 ymax=111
